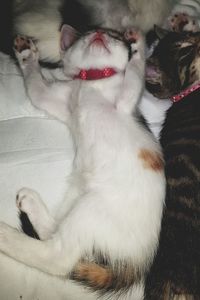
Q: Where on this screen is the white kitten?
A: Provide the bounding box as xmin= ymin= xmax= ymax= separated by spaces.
xmin=0 ymin=26 xmax=165 ymax=299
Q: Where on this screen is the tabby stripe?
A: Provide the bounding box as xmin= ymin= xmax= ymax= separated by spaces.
xmin=166 ymin=210 xmax=200 ymax=228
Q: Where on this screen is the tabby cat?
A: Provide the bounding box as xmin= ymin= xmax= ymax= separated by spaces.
xmin=145 ymin=27 xmax=200 ymax=299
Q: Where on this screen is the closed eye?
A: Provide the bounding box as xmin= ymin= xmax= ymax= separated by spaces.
xmin=178 ymin=45 xmax=194 ymax=61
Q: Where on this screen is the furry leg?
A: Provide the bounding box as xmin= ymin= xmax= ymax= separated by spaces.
xmin=16 ymin=174 xmax=84 ymax=239
xmin=14 ymin=36 xmax=71 ymax=122
xmin=116 ymin=29 xmax=145 ymax=114
xmin=0 ymin=221 xmax=80 ymax=276
xmin=16 ymin=188 xmax=57 ymax=240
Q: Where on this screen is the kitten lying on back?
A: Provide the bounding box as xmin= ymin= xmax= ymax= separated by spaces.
xmin=0 ymin=26 xmax=165 ymax=299
xmin=145 ymin=23 xmax=200 ymax=299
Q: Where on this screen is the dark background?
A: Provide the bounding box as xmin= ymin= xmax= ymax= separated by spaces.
xmin=0 ymin=1 xmax=13 ymax=54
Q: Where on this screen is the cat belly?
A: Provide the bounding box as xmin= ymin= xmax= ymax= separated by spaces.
xmin=68 ymin=107 xmax=166 ymax=268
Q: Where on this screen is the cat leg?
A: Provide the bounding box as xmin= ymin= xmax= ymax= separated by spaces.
xmin=0 ymin=222 xmax=67 ymax=275
xmin=14 ymin=36 xmax=72 ymax=123
xmin=16 ymin=174 xmax=83 ymax=239
xmin=0 ymin=219 xmax=82 ymax=276
xmin=54 ymin=174 xmax=84 ymax=222
xmin=16 ymin=188 xmax=57 ymax=240
xmin=116 ymin=29 xmax=145 ymax=114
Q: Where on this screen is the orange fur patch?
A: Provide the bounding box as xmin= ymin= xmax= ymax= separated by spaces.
xmin=71 ymin=260 xmax=140 ymax=292
xmin=138 ymin=148 xmax=164 ymax=171
xmin=73 ymin=262 xmax=113 ymax=289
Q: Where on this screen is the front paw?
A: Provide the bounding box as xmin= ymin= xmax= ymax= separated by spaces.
xmin=124 ymin=28 xmax=145 ymax=60
xmin=168 ymin=13 xmax=199 ymax=32
xmin=14 ymin=36 xmax=39 ymax=68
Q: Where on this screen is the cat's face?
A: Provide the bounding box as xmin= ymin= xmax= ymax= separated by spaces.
xmin=146 ymin=29 xmax=200 ymax=99
xmin=60 ymin=25 xmax=132 ymax=77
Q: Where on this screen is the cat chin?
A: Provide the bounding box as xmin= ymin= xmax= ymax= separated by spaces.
xmin=145 ymin=82 xmax=173 ymax=99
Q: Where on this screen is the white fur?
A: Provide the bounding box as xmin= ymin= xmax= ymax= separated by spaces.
xmin=0 ymin=29 xmax=165 ymax=299
xmin=13 ymin=0 xmax=175 ymax=62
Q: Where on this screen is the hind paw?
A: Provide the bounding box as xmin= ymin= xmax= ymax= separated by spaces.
xmin=169 ymin=13 xmax=199 ymax=32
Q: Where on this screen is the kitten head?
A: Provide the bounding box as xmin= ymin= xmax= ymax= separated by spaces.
xmin=60 ymin=25 xmax=134 ymax=78
xmin=146 ymin=27 xmax=200 ymax=98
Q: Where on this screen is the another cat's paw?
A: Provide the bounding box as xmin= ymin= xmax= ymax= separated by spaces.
xmin=16 ymin=188 xmax=42 ymax=216
xmin=14 ymin=36 xmax=39 ymax=67
xmin=168 ymin=13 xmax=199 ymax=32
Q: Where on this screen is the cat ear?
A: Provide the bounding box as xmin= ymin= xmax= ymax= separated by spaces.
xmin=60 ymin=24 xmax=78 ymax=51
xmin=154 ymin=25 xmax=169 ymax=40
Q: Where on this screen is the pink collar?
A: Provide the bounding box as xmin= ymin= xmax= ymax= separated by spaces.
xmin=74 ymin=68 xmax=117 ymax=80
xmin=170 ymin=82 xmax=200 ymax=103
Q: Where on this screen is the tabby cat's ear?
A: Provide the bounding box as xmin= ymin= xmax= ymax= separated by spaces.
xmin=60 ymin=24 xmax=78 ymax=51
xmin=154 ymin=25 xmax=170 ymax=40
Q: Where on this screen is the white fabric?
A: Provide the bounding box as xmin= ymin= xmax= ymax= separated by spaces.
xmin=0 ymin=51 xmax=170 ymax=299
xmin=0 ymin=52 xmax=98 ymax=300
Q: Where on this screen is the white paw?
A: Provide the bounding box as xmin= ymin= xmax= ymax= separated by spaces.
xmin=168 ymin=13 xmax=199 ymax=32
xmin=124 ymin=28 xmax=145 ymax=58
xmin=16 ymin=188 xmax=42 ymax=216
xmin=14 ymin=36 xmax=39 ymax=67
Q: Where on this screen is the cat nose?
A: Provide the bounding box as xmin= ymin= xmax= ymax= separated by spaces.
xmin=94 ymin=30 xmax=105 ymax=38
xmin=90 ymin=30 xmax=107 ymax=47
xmin=91 ymin=31 xmax=106 ymax=43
